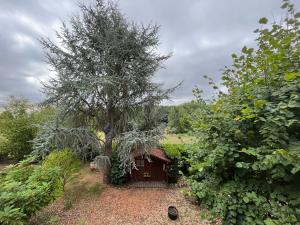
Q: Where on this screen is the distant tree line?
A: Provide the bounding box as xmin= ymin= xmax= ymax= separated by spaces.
xmin=0 ymin=96 xmax=55 ymax=161
xmin=158 ymin=101 xmax=202 ymax=134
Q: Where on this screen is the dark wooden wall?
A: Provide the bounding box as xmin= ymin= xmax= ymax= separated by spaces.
xmin=131 ymin=156 xmax=168 ymax=182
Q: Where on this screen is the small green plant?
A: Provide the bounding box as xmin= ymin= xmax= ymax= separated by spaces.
xmin=166 ymin=159 xmax=180 ymax=183
xmin=109 ymin=151 xmax=127 ymax=185
xmin=75 ymin=218 xmax=87 ymax=225
xmin=42 ymin=148 xmax=81 ymax=191
xmin=87 ymin=183 xmax=102 ymax=194
xmin=49 ymin=215 xmax=60 ymax=225
xmin=160 ymin=144 xmax=192 ymax=182
xmin=63 ymin=198 xmax=73 ymax=210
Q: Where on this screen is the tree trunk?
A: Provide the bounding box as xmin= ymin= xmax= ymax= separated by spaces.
xmin=101 ymin=130 xmax=113 ymax=183
xmin=102 ymin=109 xmax=114 ymax=183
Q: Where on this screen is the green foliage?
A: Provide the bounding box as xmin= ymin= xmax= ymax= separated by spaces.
xmin=0 ymin=159 xmax=61 ymax=225
xmin=188 ymin=1 xmax=300 ymax=224
xmin=0 ymin=97 xmax=37 ymax=160
xmin=32 ymin=122 xmax=101 ymax=162
xmin=40 ymin=0 xmax=174 ymax=166
xmin=0 ymin=97 xmax=55 ymax=161
xmin=109 ymin=151 xmax=127 ymax=185
xmin=161 ymin=143 xmax=185 ymax=159
xmin=42 ymin=148 xmax=81 ymax=191
xmin=48 ymin=215 xmax=60 ymax=225
xmin=116 ymin=125 xmax=164 ymax=171
xmin=160 ymin=144 xmax=192 ymax=182
xmin=168 ymin=101 xmax=201 ymax=133
xmin=165 ymin=159 xmax=180 ymax=183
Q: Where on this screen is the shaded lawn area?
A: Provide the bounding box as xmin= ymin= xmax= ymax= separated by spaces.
xmin=30 ymin=166 xmax=218 ymax=225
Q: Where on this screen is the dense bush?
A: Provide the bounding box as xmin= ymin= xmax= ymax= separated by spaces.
xmin=109 ymin=151 xmax=127 ymax=185
xmin=161 ymin=144 xmax=191 ymax=182
xmin=0 ymin=158 xmax=61 ymax=225
xmin=42 ymin=148 xmax=81 ymax=191
xmin=188 ymin=1 xmax=300 ymax=224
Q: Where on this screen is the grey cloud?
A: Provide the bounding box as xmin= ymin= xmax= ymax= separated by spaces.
xmin=0 ymin=0 xmax=299 ymax=106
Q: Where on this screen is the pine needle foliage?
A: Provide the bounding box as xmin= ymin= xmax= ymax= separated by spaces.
xmin=36 ymin=0 xmax=174 ymax=171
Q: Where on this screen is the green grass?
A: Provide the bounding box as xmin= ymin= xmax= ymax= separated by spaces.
xmin=161 ymin=133 xmax=196 ymax=144
xmin=97 ymin=130 xmax=196 ymax=145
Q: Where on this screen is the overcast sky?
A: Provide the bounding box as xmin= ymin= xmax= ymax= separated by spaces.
xmin=0 ymin=0 xmax=299 ymax=105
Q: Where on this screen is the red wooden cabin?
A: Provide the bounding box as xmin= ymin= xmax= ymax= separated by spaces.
xmin=130 ymin=148 xmax=171 ymax=182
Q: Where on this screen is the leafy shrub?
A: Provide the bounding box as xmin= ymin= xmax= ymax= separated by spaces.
xmin=161 ymin=143 xmax=183 ymax=158
xmin=109 ymin=151 xmax=127 ymax=185
xmin=165 ymin=158 xmax=180 ymax=183
xmin=42 ymin=148 xmax=81 ymax=191
xmin=160 ymin=144 xmax=192 ymax=182
xmin=0 ymin=158 xmax=61 ymax=225
xmin=188 ymin=1 xmax=300 ymax=224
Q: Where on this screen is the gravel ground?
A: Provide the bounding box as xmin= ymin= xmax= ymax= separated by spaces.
xmin=31 ymin=186 xmax=219 ymax=225
xmin=30 ymin=167 xmax=220 ymax=225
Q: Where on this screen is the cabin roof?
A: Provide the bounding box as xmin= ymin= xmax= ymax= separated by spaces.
xmin=133 ymin=147 xmax=171 ymax=163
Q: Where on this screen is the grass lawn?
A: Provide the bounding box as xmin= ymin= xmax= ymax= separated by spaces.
xmin=97 ymin=130 xmax=196 ymax=145
xmin=161 ymin=133 xmax=196 ymax=144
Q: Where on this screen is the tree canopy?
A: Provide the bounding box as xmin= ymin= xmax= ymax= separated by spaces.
xmin=38 ymin=0 xmax=174 ymax=171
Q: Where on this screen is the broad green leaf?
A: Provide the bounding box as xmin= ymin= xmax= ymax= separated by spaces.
xmin=245 ymin=114 xmax=256 ymax=119
xmin=241 ymin=107 xmax=252 ymax=114
xmin=240 ymin=148 xmax=259 ymax=157
xmin=273 ymin=149 xmax=288 ymax=155
xmin=291 ymin=167 xmax=300 ymax=174
xmin=259 ymin=17 xmax=268 ymax=24
xmin=281 ymin=2 xmax=289 ymax=9
xmin=243 ymin=197 xmax=250 ymax=203
xmin=284 ymin=72 xmax=298 ymax=81
xmin=254 ymin=100 xmax=266 ymax=109
xmin=242 ymin=46 xmax=248 ymax=54
xmin=264 ymin=218 xmax=276 ymax=225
